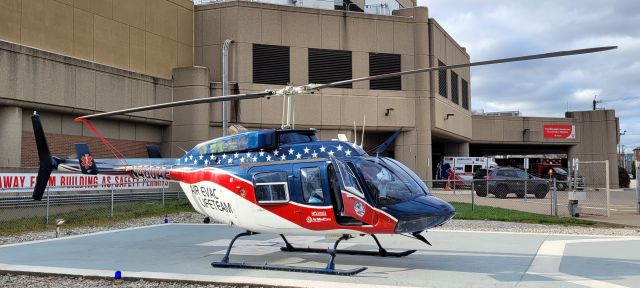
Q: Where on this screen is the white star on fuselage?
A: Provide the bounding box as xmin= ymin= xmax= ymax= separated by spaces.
xmin=252 ymin=156 xmax=257 ymax=162
xmin=222 ymin=153 xmax=227 ymax=159
xmin=259 ymin=151 xmax=265 ymax=157
xmin=240 ymin=157 xmax=245 ymax=163
xmin=246 ymin=152 xmax=251 ymax=158
xmin=295 ymin=153 xmax=302 ymax=159
xmin=210 ymin=154 xmax=214 ymax=160
xmin=273 ymin=150 xmax=279 ymax=156
xmin=280 ymin=155 xmax=287 ymax=161
xmin=328 ymin=150 xmax=334 ymax=156
xmin=189 ymin=155 xmax=194 ymax=160
xmin=345 ymin=149 xmax=352 ymax=156
xmin=193 ymin=159 xmax=198 ymax=164
xmin=227 ymin=158 xmax=233 ymax=164
xmin=311 ymin=151 xmax=318 ymax=158
xmin=320 ymin=146 xmax=326 ymax=152
xmin=288 ymin=148 xmax=294 ymax=155
xmin=266 ymin=155 xmax=272 ymax=161
xmin=337 ymin=144 xmax=343 ymax=151
xmin=303 ymin=147 xmax=310 ymax=154
xmin=204 ymin=159 xmax=209 ymax=165
xmin=234 ymin=152 xmax=239 ymax=158
xmin=199 ymin=155 xmax=203 ymax=160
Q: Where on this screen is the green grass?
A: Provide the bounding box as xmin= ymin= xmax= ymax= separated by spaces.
xmin=0 ymin=200 xmax=196 ymax=237
xmin=1 ymin=200 xmax=596 ymax=237
xmin=451 ymin=202 xmax=595 ymax=226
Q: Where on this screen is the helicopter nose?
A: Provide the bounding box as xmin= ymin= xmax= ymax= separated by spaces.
xmin=386 ymin=196 xmax=455 ymax=234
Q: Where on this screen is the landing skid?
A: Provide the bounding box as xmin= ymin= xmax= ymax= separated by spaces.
xmin=211 ymin=262 xmax=367 ymax=276
xmin=280 ymin=234 xmax=417 ymax=257
xmin=211 ymin=232 xmax=368 ymax=276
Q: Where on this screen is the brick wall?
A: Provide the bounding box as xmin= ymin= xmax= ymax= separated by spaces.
xmin=21 ymin=132 xmax=160 ymax=168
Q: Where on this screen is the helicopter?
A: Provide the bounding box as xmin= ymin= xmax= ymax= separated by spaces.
xmin=29 ymin=46 xmax=616 ymax=275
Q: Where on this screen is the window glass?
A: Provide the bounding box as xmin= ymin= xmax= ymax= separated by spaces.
xmin=254 ymin=171 xmax=289 ymax=203
xmin=497 ymin=170 xmax=517 ymax=177
xmin=515 ymin=170 xmax=529 ymax=179
xmin=464 ymin=165 xmax=472 ymax=172
xmin=358 ymin=159 xmax=426 ymax=205
xmin=300 ymin=167 xmax=324 ymax=204
xmin=333 ymin=159 xmax=365 ymax=198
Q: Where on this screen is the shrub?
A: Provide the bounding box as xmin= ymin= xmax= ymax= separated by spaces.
xmin=618 ymin=166 xmax=630 ymax=188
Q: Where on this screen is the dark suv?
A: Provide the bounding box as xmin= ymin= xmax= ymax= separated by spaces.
xmin=473 ymin=167 xmax=550 ymax=198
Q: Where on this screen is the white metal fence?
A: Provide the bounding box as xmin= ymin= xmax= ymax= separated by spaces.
xmin=426 ymin=160 xmax=619 ymax=218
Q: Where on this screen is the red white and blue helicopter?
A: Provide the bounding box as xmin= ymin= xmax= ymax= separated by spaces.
xmin=30 ymin=46 xmax=615 ymax=275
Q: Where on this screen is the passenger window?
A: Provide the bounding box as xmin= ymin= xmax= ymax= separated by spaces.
xmin=464 ymin=165 xmax=472 ymax=172
xmin=497 ymin=170 xmax=510 ymax=177
xmin=300 ymin=167 xmax=324 ymax=204
xmin=253 ymin=171 xmax=289 ymax=203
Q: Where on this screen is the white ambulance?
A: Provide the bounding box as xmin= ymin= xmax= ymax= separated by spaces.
xmin=441 ymin=157 xmax=498 ymax=185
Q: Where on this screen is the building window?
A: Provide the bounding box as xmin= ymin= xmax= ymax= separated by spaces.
xmin=309 ymin=48 xmax=352 ymax=88
xmin=253 ymin=171 xmax=289 ymax=203
xmin=369 ymin=53 xmax=401 ymax=90
xmin=253 ymin=44 xmax=290 ymax=85
xmin=438 ymin=60 xmax=447 ymax=97
xmin=451 ymin=71 xmax=459 ymax=104
xmin=300 ymin=167 xmax=324 ymax=204
xmin=462 ymin=79 xmax=469 ymax=110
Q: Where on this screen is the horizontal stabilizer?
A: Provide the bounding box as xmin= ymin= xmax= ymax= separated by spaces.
xmin=146 ymin=145 xmax=162 ymax=158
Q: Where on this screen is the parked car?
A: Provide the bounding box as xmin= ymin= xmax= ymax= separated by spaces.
xmin=546 ymin=167 xmax=584 ymax=191
xmin=473 ymin=167 xmax=550 ymax=198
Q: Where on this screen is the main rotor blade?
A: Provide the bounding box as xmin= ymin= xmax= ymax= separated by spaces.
xmin=77 ymin=91 xmax=273 ymax=120
xmin=314 ymin=46 xmax=617 ymax=89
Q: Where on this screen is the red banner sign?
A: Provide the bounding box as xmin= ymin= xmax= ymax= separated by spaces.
xmin=543 ymin=125 xmax=575 ymax=139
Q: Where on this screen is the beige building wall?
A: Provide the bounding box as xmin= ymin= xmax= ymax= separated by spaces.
xmin=0 ymin=39 xmax=170 ymax=167
xmin=472 ymin=110 xmax=620 ymax=187
xmin=193 ymin=1 xmax=471 ymax=180
xmin=0 ymin=0 xmax=194 ymax=79
xmin=428 ymin=19 xmax=471 ymax=141
xmin=472 ymin=116 xmax=578 ymax=144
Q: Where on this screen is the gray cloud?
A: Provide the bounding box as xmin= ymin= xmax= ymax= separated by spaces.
xmin=419 ymin=0 xmax=640 ymax=152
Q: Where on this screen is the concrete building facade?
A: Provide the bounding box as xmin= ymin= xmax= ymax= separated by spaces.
xmin=0 ymin=0 xmax=620 ymax=185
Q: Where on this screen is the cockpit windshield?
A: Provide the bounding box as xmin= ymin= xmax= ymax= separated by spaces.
xmin=357 ymin=158 xmax=428 ymax=205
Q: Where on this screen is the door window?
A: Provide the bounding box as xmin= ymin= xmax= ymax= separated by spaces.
xmin=333 ymin=158 xmax=365 ymax=198
xmin=253 ymin=171 xmax=289 ymax=203
xmin=300 ymin=167 xmax=324 ymax=204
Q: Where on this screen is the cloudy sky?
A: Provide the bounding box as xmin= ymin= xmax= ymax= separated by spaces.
xmin=419 ymin=0 xmax=640 ymax=152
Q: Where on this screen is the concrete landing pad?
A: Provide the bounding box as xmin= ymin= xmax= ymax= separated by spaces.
xmin=1 ymin=224 xmax=639 ymax=288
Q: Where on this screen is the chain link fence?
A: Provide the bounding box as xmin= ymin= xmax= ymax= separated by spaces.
xmin=426 ymin=160 xmax=617 ymax=218
xmin=0 ymin=184 xmax=189 ymax=234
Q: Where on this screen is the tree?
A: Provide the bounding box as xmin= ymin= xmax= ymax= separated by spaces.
xmin=618 ymin=166 xmax=630 ymax=188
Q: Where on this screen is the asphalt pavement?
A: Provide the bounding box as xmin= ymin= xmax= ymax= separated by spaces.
xmin=1 ymin=224 xmax=639 ymax=287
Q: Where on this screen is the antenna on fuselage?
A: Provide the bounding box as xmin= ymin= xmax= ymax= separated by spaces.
xmin=353 ymin=121 xmax=358 ymax=146
xmin=361 ymin=115 xmax=366 ymax=148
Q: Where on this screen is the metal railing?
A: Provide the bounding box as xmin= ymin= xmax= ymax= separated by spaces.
xmin=0 ymin=184 xmax=187 ymax=226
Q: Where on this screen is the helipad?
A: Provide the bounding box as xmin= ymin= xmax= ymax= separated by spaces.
xmin=0 ymin=224 xmax=638 ymax=288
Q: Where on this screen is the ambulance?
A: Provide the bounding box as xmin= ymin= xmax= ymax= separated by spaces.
xmin=439 ymin=157 xmax=498 ymax=185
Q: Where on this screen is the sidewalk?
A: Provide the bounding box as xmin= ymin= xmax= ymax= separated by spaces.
xmin=580 ymin=213 xmax=640 ymax=227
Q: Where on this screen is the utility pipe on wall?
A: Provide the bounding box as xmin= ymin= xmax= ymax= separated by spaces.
xmin=222 ymin=39 xmax=234 ymax=136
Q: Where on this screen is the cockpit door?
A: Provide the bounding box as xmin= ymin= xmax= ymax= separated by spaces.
xmin=329 ymin=156 xmax=375 ymax=225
